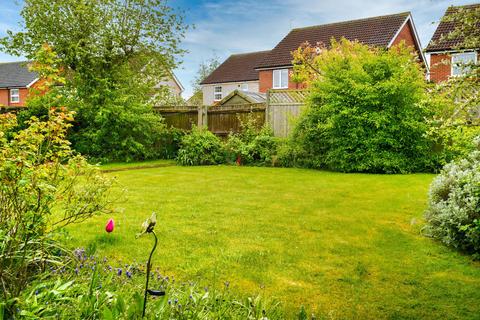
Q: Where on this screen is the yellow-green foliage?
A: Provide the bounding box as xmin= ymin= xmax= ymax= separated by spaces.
xmin=289 ymin=39 xmax=435 ymax=173
xmin=0 ymin=109 xmax=112 ymax=309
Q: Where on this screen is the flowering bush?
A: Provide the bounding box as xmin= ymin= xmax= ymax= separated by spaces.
xmin=424 ymin=140 xmax=480 ymax=255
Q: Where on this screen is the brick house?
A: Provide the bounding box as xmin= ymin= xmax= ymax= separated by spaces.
xmin=256 ymin=12 xmax=426 ymax=93
xmin=200 ymin=51 xmax=270 ymax=105
xmin=201 ymin=12 xmax=426 ymax=104
xmin=426 ymin=4 xmax=479 ymax=83
xmin=0 ymin=61 xmax=39 ymax=108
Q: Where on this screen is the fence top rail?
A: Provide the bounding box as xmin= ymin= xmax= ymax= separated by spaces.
xmin=208 ymin=103 xmax=266 ymax=111
xmin=153 ymin=105 xmax=199 ymax=111
xmin=268 ymin=89 xmax=309 ymax=104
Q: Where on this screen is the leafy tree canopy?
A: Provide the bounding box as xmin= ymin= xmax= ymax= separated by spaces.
xmin=1 ymin=0 xmax=188 ymax=162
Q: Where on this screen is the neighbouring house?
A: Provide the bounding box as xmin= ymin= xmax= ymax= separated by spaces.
xmin=201 ymin=12 xmax=426 ymax=104
xmin=155 ymin=71 xmax=184 ymax=97
xmin=256 ymin=12 xmax=426 ymax=93
xmin=426 ymin=3 xmax=479 ymax=83
xmin=200 ymin=50 xmax=270 ymax=105
xmin=0 ymin=61 xmax=38 ymax=108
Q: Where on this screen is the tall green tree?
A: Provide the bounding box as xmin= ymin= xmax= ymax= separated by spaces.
xmin=1 ymin=0 xmax=188 ymax=162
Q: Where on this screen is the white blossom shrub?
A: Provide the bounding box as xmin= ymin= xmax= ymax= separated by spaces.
xmin=424 ymin=139 xmax=480 ymax=255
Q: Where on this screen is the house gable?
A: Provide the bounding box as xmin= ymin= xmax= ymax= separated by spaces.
xmin=426 ymin=4 xmax=480 ymax=82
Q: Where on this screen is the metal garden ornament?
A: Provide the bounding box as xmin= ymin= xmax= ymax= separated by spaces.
xmin=136 ymin=212 xmax=165 ymax=317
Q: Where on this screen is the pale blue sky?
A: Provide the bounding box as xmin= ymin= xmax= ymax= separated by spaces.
xmin=0 ymin=0 xmax=478 ymax=97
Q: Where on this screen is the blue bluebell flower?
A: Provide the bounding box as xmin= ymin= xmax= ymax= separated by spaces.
xmin=117 ymin=268 xmax=122 ymax=276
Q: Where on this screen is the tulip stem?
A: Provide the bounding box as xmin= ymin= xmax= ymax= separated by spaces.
xmin=142 ymin=230 xmax=158 ymax=318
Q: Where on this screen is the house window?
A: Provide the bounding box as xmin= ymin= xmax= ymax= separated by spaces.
xmin=214 ymin=86 xmax=222 ymax=101
xmin=10 ymin=89 xmax=20 ymax=103
xmin=240 ymin=83 xmax=248 ymax=91
xmin=451 ymin=52 xmax=477 ymax=76
xmin=273 ymin=69 xmax=289 ymax=89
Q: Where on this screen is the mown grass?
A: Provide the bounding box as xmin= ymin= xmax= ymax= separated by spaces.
xmin=98 ymin=159 xmax=175 ymax=171
xmin=66 ymin=165 xmax=480 ymax=319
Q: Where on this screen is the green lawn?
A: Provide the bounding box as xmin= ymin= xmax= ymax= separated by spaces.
xmin=67 ymin=165 xmax=480 ymax=319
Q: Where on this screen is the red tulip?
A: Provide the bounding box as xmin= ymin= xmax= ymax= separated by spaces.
xmin=105 ymin=219 xmax=115 ymax=233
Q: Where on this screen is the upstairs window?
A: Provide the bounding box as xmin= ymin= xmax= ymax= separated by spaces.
xmin=240 ymin=83 xmax=248 ymax=91
xmin=452 ymin=52 xmax=477 ymax=76
xmin=273 ymin=69 xmax=288 ymax=89
xmin=10 ymin=89 xmax=19 ymax=103
xmin=214 ymin=86 xmax=222 ymax=101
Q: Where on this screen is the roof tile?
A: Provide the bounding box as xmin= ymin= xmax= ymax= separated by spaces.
xmin=425 ymin=4 xmax=480 ymax=52
xmin=0 ymin=61 xmax=38 ymax=88
xmin=256 ymin=12 xmax=410 ymax=69
xmin=200 ymin=51 xmax=270 ymax=85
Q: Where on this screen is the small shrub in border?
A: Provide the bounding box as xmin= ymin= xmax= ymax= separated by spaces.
xmin=176 ymin=126 xmax=226 ymax=166
xmin=225 ymin=117 xmax=278 ymax=166
xmin=424 ymin=139 xmax=480 ymax=256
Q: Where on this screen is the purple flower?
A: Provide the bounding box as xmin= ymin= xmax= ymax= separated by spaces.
xmin=75 ymin=268 xmax=79 ymax=275
xmin=35 ymin=290 xmax=39 ymax=295
xmin=117 ymin=268 xmax=122 ymax=276
xmin=168 ymin=299 xmax=172 ymax=305
xmin=174 ymin=298 xmax=178 ymax=304
xmin=126 ymin=271 xmax=132 ymax=278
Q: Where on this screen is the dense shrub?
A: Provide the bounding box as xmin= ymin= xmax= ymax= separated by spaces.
xmin=70 ymin=97 xmax=168 ymax=163
xmin=424 ymin=140 xmax=480 ymax=255
xmin=225 ymin=117 xmax=277 ymax=166
xmin=156 ymin=127 xmax=186 ymax=160
xmin=290 ymin=39 xmax=435 ymax=173
xmin=176 ymin=126 xmax=226 ymax=166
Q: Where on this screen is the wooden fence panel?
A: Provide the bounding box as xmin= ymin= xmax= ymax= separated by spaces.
xmin=154 ymin=90 xmax=308 ymax=138
xmin=266 ymin=89 xmax=307 ymax=138
xmin=208 ymin=104 xmax=265 ymax=136
xmin=153 ymin=106 xmax=198 ymax=130
xmin=267 ymin=103 xmax=305 ymax=138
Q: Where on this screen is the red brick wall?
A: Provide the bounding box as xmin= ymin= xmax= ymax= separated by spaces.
xmin=0 ymin=80 xmax=44 ymax=107
xmin=259 ymin=68 xmax=305 ymax=93
xmin=429 ymin=52 xmax=480 ymax=83
xmin=259 ymin=70 xmax=273 ymax=93
xmin=429 ymin=53 xmax=451 ymax=83
xmin=391 ymin=21 xmax=417 ymax=49
xmin=390 ymin=20 xmax=424 ymax=65
xmin=0 ymin=87 xmax=31 ymax=107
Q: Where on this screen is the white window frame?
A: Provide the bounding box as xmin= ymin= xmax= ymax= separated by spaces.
xmin=213 ymin=86 xmax=222 ymax=101
xmin=451 ymin=52 xmax=477 ymax=77
xmin=10 ymin=88 xmax=20 ymax=104
xmin=272 ymin=69 xmax=289 ymax=89
xmin=240 ymin=83 xmax=248 ymax=91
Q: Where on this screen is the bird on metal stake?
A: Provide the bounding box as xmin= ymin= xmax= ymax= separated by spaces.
xmin=136 ymin=212 xmax=165 ymax=318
